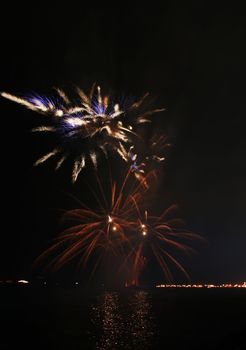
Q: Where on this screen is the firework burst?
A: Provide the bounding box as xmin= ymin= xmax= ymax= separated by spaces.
xmin=130 ymin=207 xmax=202 ymax=282
xmin=34 ymin=167 xmax=200 ymax=283
xmin=1 ymin=85 xmax=165 ymax=182
xmin=34 ymin=169 xmax=154 ymax=275
xmin=1 ymin=82 xmax=202 ymax=283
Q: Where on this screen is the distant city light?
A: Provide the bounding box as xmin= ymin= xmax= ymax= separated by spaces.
xmin=156 ymin=282 xmax=246 ymax=289
xmin=17 ymin=279 xmax=29 ymax=284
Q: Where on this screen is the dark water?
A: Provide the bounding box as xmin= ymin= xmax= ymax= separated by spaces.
xmin=1 ymin=286 xmax=246 ymax=349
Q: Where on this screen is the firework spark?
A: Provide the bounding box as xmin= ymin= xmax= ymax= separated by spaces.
xmin=130 ymin=207 xmax=202 ymax=282
xmin=145 ymin=134 xmax=171 ymax=164
xmin=1 ymin=85 xmax=165 ymax=182
xmin=34 ymin=169 xmax=153 ymax=274
xmin=34 ymin=168 xmax=200 ymax=283
xmin=118 ymin=145 xmax=146 ymax=181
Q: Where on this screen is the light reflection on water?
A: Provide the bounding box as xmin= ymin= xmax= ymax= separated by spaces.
xmin=90 ymin=290 xmax=156 ymax=349
xmin=129 ymin=290 xmax=156 ymax=348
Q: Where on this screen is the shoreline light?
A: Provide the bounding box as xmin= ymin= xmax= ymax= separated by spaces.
xmin=156 ymin=282 xmax=246 ymax=289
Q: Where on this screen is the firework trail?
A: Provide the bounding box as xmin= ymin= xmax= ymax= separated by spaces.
xmin=34 ymin=169 xmax=155 ymax=275
xmin=117 ymin=144 xmax=146 ymax=183
xmin=1 ymin=83 xmax=201 ymax=282
xmin=145 ymin=134 xmax=172 ymax=164
xmin=34 ymin=167 xmax=200 ymax=283
xmin=131 ymin=207 xmax=202 ymax=282
xmin=1 ymin=85 xmax=165 ymax=182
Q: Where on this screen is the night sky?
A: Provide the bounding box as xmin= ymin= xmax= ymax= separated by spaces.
xmin=0 ymin=2 xmax=245 ymax=284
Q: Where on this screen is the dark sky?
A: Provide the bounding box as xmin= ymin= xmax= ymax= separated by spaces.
xmin=0 ymin=2 xmax=246 ymax=284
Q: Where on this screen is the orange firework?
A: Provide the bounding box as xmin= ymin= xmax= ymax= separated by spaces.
xmin=34 ymin=167 xmax=201 ymax=284
xmin=131 ymin=207 xmax=202 ymax=282
xmin=34 ymin=169 xmax=155 ymax=275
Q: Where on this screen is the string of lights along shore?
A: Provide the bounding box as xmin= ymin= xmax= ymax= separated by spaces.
xmin=1 ymin=84 xmax=203 ymax=285
xmin=1 ymin=280 xmax=246 ymax=289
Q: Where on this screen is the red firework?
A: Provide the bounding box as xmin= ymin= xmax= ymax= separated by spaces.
xmin=34 ymin=169 xmax=154 ymax=276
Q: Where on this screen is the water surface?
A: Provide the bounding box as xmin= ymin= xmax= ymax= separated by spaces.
xmin=1 ymin=286 xmax=245 ymax=349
